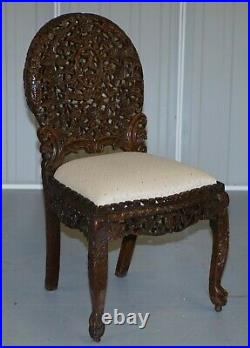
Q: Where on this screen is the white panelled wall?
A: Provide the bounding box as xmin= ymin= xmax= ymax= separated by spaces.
xmin=2 ymin=2 xmax=248 ymax=189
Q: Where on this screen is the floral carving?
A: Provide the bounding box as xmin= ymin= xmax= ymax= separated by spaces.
xmin=24 ymin=13 xmax=144 ymax=146
xmin=48 ymin=176 xmax=227 ymax=236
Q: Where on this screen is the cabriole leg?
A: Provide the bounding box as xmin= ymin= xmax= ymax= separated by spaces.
xmin=88 ymin=219 xmax=108 ymax=342
xmin=209 ymin=208 xmax=229 ymax=312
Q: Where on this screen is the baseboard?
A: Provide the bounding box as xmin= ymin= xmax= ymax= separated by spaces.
xmin=2 ymin=184 xmax=248 ymax=191
xmin=225 ymin=185 xmax=248 ymax=191
xmin=2 ymin=184 xmax=43 ymax=189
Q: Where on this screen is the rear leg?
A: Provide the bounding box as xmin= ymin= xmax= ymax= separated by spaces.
xmin=115 ymin=235 xmax=137 ymax=277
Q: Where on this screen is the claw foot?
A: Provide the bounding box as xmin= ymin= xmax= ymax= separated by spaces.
xmin=89 ymin=312 xmax=105 ymax=342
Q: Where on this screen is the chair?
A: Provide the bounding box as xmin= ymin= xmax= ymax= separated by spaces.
xmin=23 ymin=13 xmax=229 ymax=342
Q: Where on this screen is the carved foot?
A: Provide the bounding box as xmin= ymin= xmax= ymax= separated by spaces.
xmin=210 ymin=284 xmax=228 ymax=311
xmin=89 ymin=312 xmax=105 ymax=342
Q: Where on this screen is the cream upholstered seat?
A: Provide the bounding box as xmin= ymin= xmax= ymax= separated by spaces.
xmin=54 ymin=152 xmax=217 ymax=206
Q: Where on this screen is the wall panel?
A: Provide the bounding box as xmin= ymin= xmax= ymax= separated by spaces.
xmin=227 ymin=4 xmax=248 ymax=184
xmin=2 ymin=3 xmax=54 ymax=184
xmin=182 ymin=2 xmax=248 ymax=184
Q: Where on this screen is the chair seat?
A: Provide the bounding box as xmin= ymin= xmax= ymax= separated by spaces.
xmin=54 ymin=152 xmax=217 ymax=206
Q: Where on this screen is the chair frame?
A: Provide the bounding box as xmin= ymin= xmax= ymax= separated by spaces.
xmin=24 ymin=13 xmax=229 ymax=342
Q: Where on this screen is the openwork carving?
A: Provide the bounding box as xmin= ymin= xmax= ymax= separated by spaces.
xmin=48 ymin=176 xmax=227 ymax=236
xmin=24 ymin=12 xmax=145 ymax=170
xmin=24 ymin=12 xmax=230 ymax=342
xmin=37 ymin=113 xmax=147 ymax=173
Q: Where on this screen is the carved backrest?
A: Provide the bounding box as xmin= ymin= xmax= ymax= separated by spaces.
xmin=24 ymin=13 xmax=147 ymax=172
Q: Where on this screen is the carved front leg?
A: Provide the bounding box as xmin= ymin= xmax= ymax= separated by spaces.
xmin=88 ymin=219 xmax=108 ymax=342
xmin=209 ymin=208 xmax=229 ymax=311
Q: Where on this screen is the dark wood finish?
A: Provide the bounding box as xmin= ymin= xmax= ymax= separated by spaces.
xmin=23 ymin=12 xmax=146 ymax=177
xmin=209 ymin=194 xmax=229 ymax=312
xmin=42 ymin=168 xmax=60 ymax=291
xmin=23 ymin=13 xmax=230 ymax=342
xmin=115 ymin=235 xmax=137 ymax=277
xmin=88 ymin=219 xmax=108 ymax=341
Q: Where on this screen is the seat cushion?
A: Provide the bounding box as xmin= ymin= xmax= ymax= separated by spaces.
xmin=54 ymin=152 xmax=217 ymax=206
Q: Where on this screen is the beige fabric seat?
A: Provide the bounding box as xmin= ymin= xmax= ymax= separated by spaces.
xmin=54 ymin=152 xmax=217 ymax=206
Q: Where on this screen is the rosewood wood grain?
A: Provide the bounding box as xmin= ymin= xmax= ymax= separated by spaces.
xmin=23 ymin=12 xmax=230 ymax=342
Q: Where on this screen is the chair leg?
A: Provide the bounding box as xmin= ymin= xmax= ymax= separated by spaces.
xmin=209 ymin=208 xmax=229 ymax=312
xmin=88 ymin=219 xmax=108 ymax=342
xmin=44 ymin=194 xmax=60 ymax=291
xmin=115 ymin=234 xmax=137 ymax=277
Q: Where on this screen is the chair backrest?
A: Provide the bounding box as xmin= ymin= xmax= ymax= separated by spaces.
xmin=24 ymin=13 xmax=147 ymax=173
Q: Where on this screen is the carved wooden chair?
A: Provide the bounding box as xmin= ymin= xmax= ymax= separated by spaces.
xmin=24 ymin=13 xmax=229 ymax=342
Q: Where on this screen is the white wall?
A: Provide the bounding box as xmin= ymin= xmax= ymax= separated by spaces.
xmin=182 ymin=3 xmax=248 ymax=186
xmin=2 ymin=2 xmax=248 ymax=188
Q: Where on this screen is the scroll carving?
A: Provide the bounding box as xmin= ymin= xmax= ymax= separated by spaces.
xmin=126 ymin=113 xmax=147 ymax=152
xmin=36 ymin=111 xmax=147 ymax=174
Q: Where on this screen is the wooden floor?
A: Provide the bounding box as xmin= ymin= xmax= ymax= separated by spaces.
xmin=3 ymin=190 xmax=248 ymax=346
